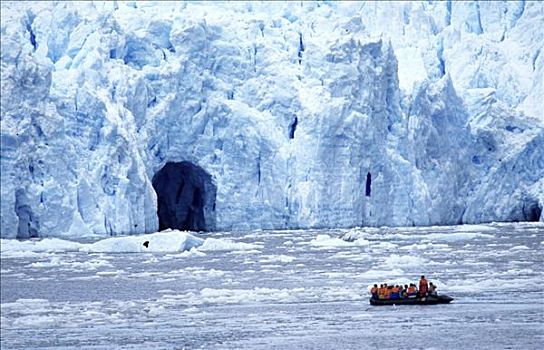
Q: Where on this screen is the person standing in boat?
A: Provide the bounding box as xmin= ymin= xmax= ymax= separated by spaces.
xmin=419 ymin=275 xmax=429 ymax=298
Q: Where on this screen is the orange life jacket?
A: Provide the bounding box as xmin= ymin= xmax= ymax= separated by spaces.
xmin=378 ymin=287 xmax=385 ymax=299
xmin=384 ymin=288 xmax=391 ymax=299
xmin=407 ymin=286 xmax=416 ymax=294
xmin=392 ymin=286 xmax=399 ymax=293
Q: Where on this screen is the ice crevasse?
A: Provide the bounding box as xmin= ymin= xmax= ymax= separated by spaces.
xmin=1 ymin=1 xmax=543 ymax=238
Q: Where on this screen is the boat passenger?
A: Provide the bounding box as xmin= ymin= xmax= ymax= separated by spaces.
xmin=384 ymin=285 xmax=392 ymax=300
xmin=391 ymin=285 xmax=399 ymax=300
xmin=403 ymin=284 xmax=409 ymax=298
xmin=419 ymin=275 xmax=428 ymax=298
xmin=428 ymin=282 xmax=437 ymax=297
xmin=398 ymin=285 xmax=404 ymax=299
xmin=371 ymin=284 xmax=379 ymax=299
xmin=378 ymin=284 xmax=386 ymax=299
xmin=407 ymin=283 xmax=417 ymax=298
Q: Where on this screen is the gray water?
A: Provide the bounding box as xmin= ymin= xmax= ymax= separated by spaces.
xmin=1 ymin=223 xmax=543 ymax=349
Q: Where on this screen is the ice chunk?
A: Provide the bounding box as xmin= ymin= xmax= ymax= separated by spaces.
xmin=309 ymin=234 xmax=369 ymax=248
xmin=1 ymin=230 xmax=204 ymax=255
xmin=198 ymin=238 xmax=262 ymax=252
xmin=81 ymin=230 xmax=204 ymax=253
xmin=383 ymin=254 xmax=427 ymax=267
xmin=0 ymin=238 xmax=84 ymax=254
xmin=510 ymin=245 xmax=530 ymax=250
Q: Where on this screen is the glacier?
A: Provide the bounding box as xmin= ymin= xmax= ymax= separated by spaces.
xmin=1 ymin=1 xmax=543 ymax=238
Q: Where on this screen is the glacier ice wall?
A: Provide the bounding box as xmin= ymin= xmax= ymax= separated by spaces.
xmin=1 ymin=1 xmax=543 ymax=238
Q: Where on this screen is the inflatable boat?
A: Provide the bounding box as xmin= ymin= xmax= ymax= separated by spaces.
xmin=369 ymin=295 xmax=453 ymax=306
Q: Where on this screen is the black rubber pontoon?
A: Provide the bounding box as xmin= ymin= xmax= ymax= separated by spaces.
xmin=369 ymin=295 xmax=453 ymax=306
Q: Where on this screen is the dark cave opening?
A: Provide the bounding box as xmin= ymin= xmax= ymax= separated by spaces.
xmin=365 ymin=172 xmax=372 ymax=197
xmin=289 ymin=116 xmax=298 ymax=139
xmin=152 ymin=162 xmax=216 ymax=232
xmin=15 ymin=189 xmax=39 ymax=239
xmin=523 ymin=202 xmax=542 ymax=222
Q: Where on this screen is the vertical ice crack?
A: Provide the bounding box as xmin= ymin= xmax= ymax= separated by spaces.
xmin=253 ymin=44 xmax=258 ymax=73
xmin=297 ymin=33 xmax=305 ymax=65
xmin=365 ymin=172 xmax=372 ymax=197
xmin=25 ymin=11 xmax=37 ymax=51
xmin=257 ymin=152 xmax=261 ymax=184
xmin=437 ymin=38 xmax=446 ymax=77
xmin=475 ymin=2 xmax=484 ymax=34
xmin=445 ymin=0 xmax=452 ymax=26
xmin=288 ymin=116 xmax=298 ymax=139
xmin=532 ymin=48 xmax=540 ymax=72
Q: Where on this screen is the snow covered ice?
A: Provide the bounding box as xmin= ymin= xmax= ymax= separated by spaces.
xmin=1 ymin=2 xmax=544 ymax=349
xmin=1 ymin=223 xmax=543 ymax=349
xmin=1 ymin=1 xmax=543 ymax=238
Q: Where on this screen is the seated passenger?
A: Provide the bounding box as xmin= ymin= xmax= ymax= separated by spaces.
xmin=398 ymin=285 xmax=404 ymax=299
xmin=391 ymin=285 xmax=399 ymax=300
xmin=407 ymin=283 xmax=417 ymax=298
xmin=378 ymin=284 xmax=386 ymax=300
xmin=428 ymin=282 xmax=437 ymax=297
xmin=370 ymin=284 xmax=379 ymax=299
xmin=384 ymin=285 xmax=392 ymax=300
xmin=403 ymin=284 xmax=409 ymax=298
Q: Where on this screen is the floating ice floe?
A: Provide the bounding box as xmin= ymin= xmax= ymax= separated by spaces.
xmin=383 ymin=254 xmax=427 ymax=268
xmin=509 ymin=245 xmax=530 ymax=250
xmin=198 ymin=238 xmax=262 ymax=252
xmin=310 ymin=234 xmax=369 ymax=248
xmin=80 ymin=230 xmax=204 ymax=253
xmin=399 ymin=243 xmax=451 ymax=251
xmin=341 ymin=224 xmax=498 ymax=242
xmin=377 ymin=231 xmax=495 ymax=242
xmin=259 ymin=254 xmax=296 ymax=263
xmin=28 ymin=258 xmax=112 ymax=270
xmin=450 ymin=224 xmax=498 ymax=232
xmin=0 ymin=238 xmax=85 ymax=254
xmin=359 ymin=268 xmax=405 ymax=280
xmin=0 ymin=230 xmax=263 ymax=256
xmin=423 ymin=231 xmax=495 ymax=241
xmin=372 ymin=242 xmax=398 ymax=250
xmin=445 ymin=277 xmax=539 ymax=293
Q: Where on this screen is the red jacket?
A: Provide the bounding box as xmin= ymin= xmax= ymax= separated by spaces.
xmin=419 ymin=278 xmax=428 ymax=293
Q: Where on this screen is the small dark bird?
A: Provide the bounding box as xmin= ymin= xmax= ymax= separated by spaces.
xmin=143 ymin=241 xmax=149 ymax=248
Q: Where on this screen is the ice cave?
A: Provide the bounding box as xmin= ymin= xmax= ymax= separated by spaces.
xmin=152 ymin=162 xmax=216 ymax=232
xmin=15 ymin=189 xmax=38 ymax=239
xmin=523 ymin=201 xmax=542 ymax=222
